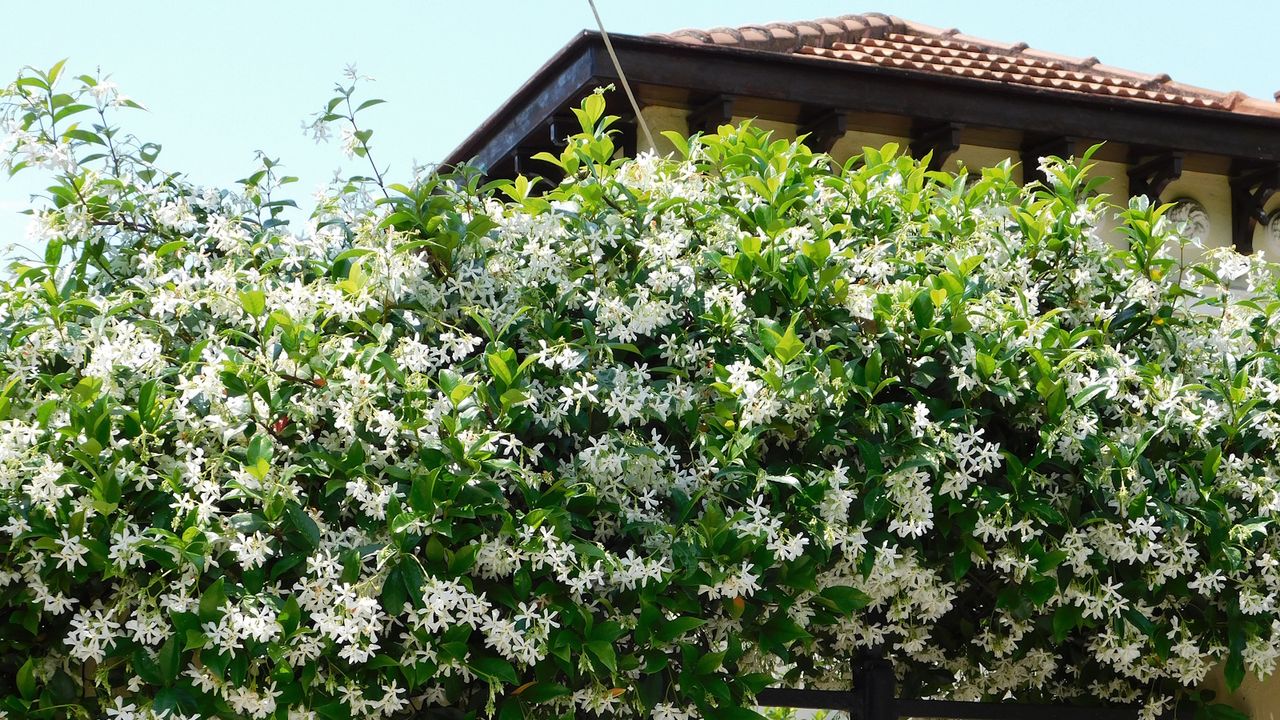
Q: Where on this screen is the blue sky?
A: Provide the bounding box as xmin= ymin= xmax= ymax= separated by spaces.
xmin=2 ymin=1 xmax=1278 ymax=253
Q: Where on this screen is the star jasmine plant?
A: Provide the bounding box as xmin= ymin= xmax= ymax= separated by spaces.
xmin=0 ymin=62 xmax=1272 ymax=720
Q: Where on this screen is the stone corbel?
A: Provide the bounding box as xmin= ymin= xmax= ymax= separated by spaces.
xmin=799 ymin=109 xmax=847 ymax=154
xmin=910 ymin=121 xmax=963 ymax=171
xmin=1020 ymin=135 xmax=1080 ymax=186
xmin=1230 ymin=163 xmax=1280 ymax=253
xmin=687 ymin=95 xmax=736 ymax=135
xmin=1127 ymin=151 xmax=1183 ymax=202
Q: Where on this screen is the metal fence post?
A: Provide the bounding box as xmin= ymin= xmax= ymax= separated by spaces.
xmin=854 ymin=653 xmax=895 ymax=720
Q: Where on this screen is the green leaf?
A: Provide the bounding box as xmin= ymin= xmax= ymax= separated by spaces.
xmin=974 ymin=352 xmax=996 ymax=380
xmin=655 ymin=616 xmax=706 ymax=642
xmin=1071 ymin=382 xmax=1109 ymax=408
xmin=469 ymin=656 xmax=519 ymax=684
xmin=338 ymin=260 xmax=368 ymax=294
xmin=499 ymin=698 xmax=524 ymax=720
xmin=487 ymin=351 xmax=515 ymax=385
xmin=517 ymin=682 xmax=571 ymax=704
xmin=156 ymin=240 xmax=189 ymax=257
xmin=773 ymin=321 xmax=805 ymax=364
xmin=911 ymin=289 xmax=934 ymax=328
xmin=246 ymin=434 xmax=272 ymax=466
xmin=279 ymin=596 xmax=302 ymax=635
xmin=819 ymin=585 xmax=872 ymax=613
xmin=381 ymin=565 xmax=408 ymax=612
xmin=586 ymin=641 xmax=617 ymax=672
xmin=159 ymin=635 xmax=181 ymax=682
xmin=1225 ymin=644 xmax=1246 ymax=691
xmin=951 ymin=549 xmax=971 ymax=579
xmin=238 ymin=288 xmax=266 ymax=317
xmin=287 ymin=504 xmax=321 ymax=548
xmin=1026 ymin=576 xmax=1058 ymax=606
xmin=1052 ymin=605 xmax=1082 ymax=642
xmin=449 ymin=382 xmax=476 ymax=406
xmin=695 ymin=650 xmax=726 ymax=675
xmin=17 ymin=658 xmax=36 ymax=700
xmin=1203 ymin=446 xmax=1223 ymax=484
xmin=660 ymin=130 xmax=690 ymax=158
xmin=71 ymin=376 xmax=102 ymax=404
xmin=864 ymin=348 xmax=883 ymax=388
xmin=199 ymin=577 xmax=227 ymax=621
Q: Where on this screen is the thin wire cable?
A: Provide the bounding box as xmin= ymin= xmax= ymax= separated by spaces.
xmin=586 ymin=0 xmax=657 ymax=153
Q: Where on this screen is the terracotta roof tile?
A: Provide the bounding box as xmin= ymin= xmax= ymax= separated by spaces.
xmin=652 ymin=12 xmax=1280 ymax=118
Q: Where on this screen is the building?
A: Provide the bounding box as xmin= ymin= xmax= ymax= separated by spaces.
xmin=445 ymin=12 xmax=1280 ymax=258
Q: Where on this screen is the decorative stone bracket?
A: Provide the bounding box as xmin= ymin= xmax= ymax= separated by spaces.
xmin=799 ymin=109 xmax=847 ymax=154
xmin=687 ymin=95 xmax=736 ymax=135
xmin=1230 ymin=163 xmax=1280 ymax=253
xmin=1020 ymin=135 xmax=1080 ymax=186
xmin=910 ymin=121 xmax=963 ymax=171
xmin=1127 ymin=151 xmax=1183 ymax=201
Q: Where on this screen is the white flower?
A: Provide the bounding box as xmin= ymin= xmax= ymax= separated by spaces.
xmin=53 ymin=530 xmax=89 ymax=570
xmin=229 ymin=531 xmax=273 ymax=570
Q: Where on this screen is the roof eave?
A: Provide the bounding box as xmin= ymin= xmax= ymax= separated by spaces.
xmin=443 ymin=31 xmax=602 ymax=170
xmin=445 ymin=31 xmax=1280 ymax=172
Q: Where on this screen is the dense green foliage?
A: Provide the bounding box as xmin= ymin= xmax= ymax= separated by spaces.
xmin=0 ymin=64 xmax=1274 ymax=720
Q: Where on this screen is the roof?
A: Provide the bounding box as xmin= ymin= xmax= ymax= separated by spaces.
xmin=444 ymin=29 xmax=1280 ymax=176
xmin=651 ymin=13 xmax=1280 ymax=118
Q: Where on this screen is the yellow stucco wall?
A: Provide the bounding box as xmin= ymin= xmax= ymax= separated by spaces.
xmin=635 ymin=105 xmax=1257 ymax=261
xmin=828 ymin=130 xmax=911 ymax=166
xmin=730 ymin=116 xmax=797 ymax=143
xmin=637 ymin=105 xmax=689 ymax=156
xmin=1162 ymin=170 xmax=1235 ymax=253
xmin=948 ymin=143 xmax=1021 ymax=183
xmin=1203 ymin=666 xmax=1280 ymax=720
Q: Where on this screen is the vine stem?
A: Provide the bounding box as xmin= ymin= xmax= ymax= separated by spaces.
xmin=344 ymin=95 xmax=389 ymax=201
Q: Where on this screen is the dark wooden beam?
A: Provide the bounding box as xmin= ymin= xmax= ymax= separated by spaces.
xmin=1127 ymin=151 xmax=1183 ymax=201
xmin=508 ymin=114 xmax=568 ymax=181
xmin=799 ymin=109 xmax=847 ymax=153
xmin=1230 ymin=163 xmax=1280 ymax=253
xmin=1020 ymin=136 xmax=1080 ymax=186
xmin=687 ymin=94 xmax=736 ymax=135
xmin=512 ymin=148 xmax=549 ymax=179
xmin=548 ymin=115 xmax=576 ymax=147
xmin=910 ymin=121 xmax=963 ymax=171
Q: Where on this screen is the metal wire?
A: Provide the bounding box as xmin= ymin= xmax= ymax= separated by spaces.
xmin=586 ymin=0 xmax=657 ymax=153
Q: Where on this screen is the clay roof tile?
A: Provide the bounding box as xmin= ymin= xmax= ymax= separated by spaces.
xmin=653 ymin=12 xmax=1278 ymax=117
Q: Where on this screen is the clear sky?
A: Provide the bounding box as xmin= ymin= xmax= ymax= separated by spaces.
xmin=2 ymin=0 xmax=1278 ymax=255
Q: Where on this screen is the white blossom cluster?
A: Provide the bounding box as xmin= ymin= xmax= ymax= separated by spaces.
xmin=0 ymin=75 xmax=1276 ymax=720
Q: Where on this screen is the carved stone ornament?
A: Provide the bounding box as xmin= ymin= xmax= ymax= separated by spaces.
xmin=1167 ymin=198 xmax=1210 ymax=244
